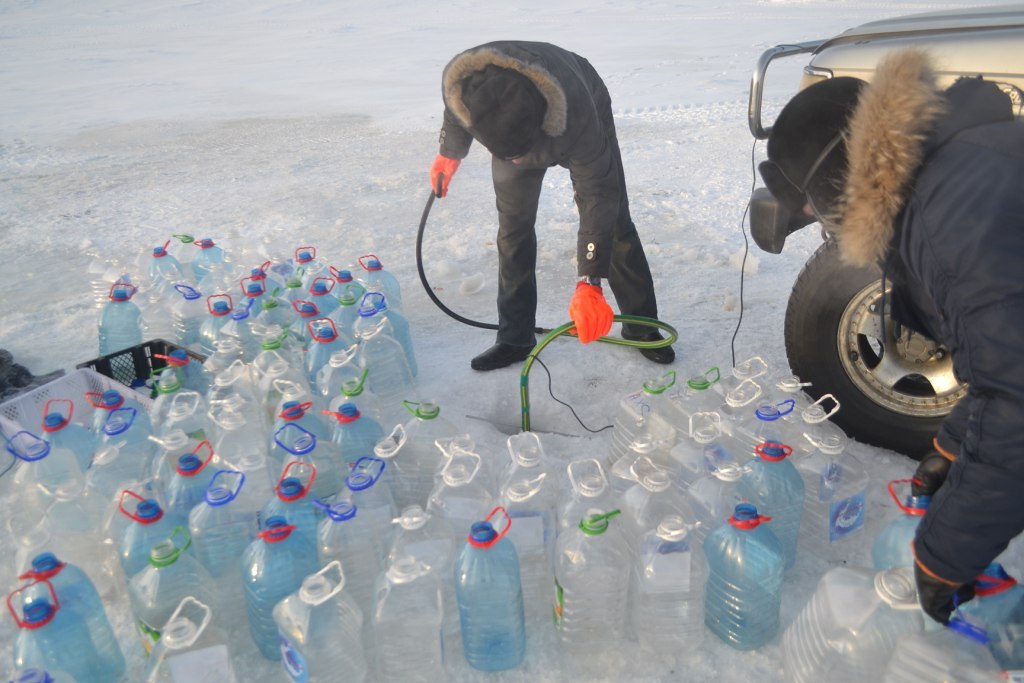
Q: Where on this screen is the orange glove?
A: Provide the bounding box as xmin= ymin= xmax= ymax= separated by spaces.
xmin=430 ymin=154 xmax=461 ymax=198
xmin=568 ymin=282 xmax=614 ymax=344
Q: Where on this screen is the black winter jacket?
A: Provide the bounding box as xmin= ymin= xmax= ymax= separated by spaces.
xmin=830 ymin=50 xmax=1024 ymax=584
xmin=438 ymin=41 xmax=621 ymax=278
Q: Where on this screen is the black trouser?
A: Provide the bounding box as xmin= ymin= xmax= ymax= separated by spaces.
xmin=490 ymin=136 xmax=659 ymax=345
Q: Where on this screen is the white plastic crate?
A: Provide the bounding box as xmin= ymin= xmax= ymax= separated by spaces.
xmin=0 ymin=368 xmax=154 ymax=477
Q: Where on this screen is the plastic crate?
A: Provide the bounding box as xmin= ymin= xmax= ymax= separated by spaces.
xmin=75 ymin=338 xmax=206 ymax=392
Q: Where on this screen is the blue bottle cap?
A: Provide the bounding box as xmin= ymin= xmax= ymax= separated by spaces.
xmin=367 ymin=258 xmax=382 ymax=270
xmin=315 ymin=327 xmax=332 ymax=339
xmin=280 ymin=401 xmax=304 ymax=420
xmin=42 ymin=413 xmax=65 ymax=430
xmin=170 ymin=349 xmax=189 ymax=362
xmin=30 ymin=553 xmax=61 ymax=574
xmin=734 ymin=503 xmax=759 ymax=520
xmin=299 ymin=303 xmax=316 ymax=315
xmin=312 ymin=281 xmax=328 ymax=293
xmin=335 ymin=269 xmax=352 ymax=282
xmin=470 ymin=521 xmax=497 ymax=544
xmin=153 ymin=246 xmax=167 ymax=256
xmin=278 ymin=477 xmax=305 ymax=500
xmin=22 ymin=601 xmax=54 ymax=626
xmin=101 ymin=390 xmax=123 ymax=407
xmin=339 ymin=403 xmax=358 ymax=418
xmin=176 ymin=453 xmax=202 ymax=475
xmin=213 ymin=301 xmax=230 ymax=313
xmin=137 ymin=499 xmax=163 ymax=520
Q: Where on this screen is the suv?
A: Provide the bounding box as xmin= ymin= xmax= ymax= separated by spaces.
xmin=747 ymin=4 xmax=1024 ymax=457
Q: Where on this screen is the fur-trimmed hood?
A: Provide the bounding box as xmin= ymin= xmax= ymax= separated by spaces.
xmin=830 ymin=49 xmax=947 ymax=267
xmin=443 ymin=45 xmax=568 ymax=138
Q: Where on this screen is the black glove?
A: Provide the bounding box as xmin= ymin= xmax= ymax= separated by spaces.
xmin=915 ymin=561 xmax=975 ymax=624
xmin=911 ymin=450 xmax=952 ymax=497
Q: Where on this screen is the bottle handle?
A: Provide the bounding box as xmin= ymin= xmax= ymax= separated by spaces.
xmin=887 ymin=479 xmax=928 ymax=516
xmin=7 ymin=579 xmax=60 ymax=630
xmin=41 ymin=399 xmax=73 ymax=432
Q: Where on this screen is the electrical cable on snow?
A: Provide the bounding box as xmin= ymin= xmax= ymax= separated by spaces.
xmin=729 ymin=138 xmax=759 ymax=369
xmin=530 ymin=356 xmax=613 ymax=434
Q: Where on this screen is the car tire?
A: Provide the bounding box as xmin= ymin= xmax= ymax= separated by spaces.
xmin=783 ymin=240 xmax=966 ymax=459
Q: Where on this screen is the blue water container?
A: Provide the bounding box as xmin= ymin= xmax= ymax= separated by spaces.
xmin=304 ymin=319 xmax=354 ymax=387
xmin=268 ymin=400 xmax=333 ymax=469
xmin=40 ymin=399 xmax=96 ymax=473
xmin=98 ymin=282 xmax=142 ymax=355
xmin=308 ymin=277 xmax=340 ymax=319
xmin=324 ymin=402 xmax=385 ymax=470
xmin=198 ymin=295 xmax=233 ymax=357
xmin=703 ymin=503 xmax=785 ymax=650
xmin=736 ymin=440 xmax=804 ymax=570
xmin=872 ymin=479 xmax=929 ymax=570
xmin=190 ymin=237 xmax=224 ymax=282
xmin=10 ymin=581 xmax=114 ymax=683
xmin=164 ymin=442 xmax=217 ymax=521
xmin=171 ymin=284 xmax=205 ymax=349
xmin=454 ymin=507 xmax=526 ymax=671
xmin=258 ymin=463 xmax=320 ymax=549
xmin=241 ymin=516 xmax=320 ymax=660
xmin=20 ymin=553 xmax=125 ymax=682
xmin=357 ymin=254 xmax=403 ymax=311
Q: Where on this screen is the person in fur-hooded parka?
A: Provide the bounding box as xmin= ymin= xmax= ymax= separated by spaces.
xmin=429 ymin=41 xmax=673 ymax=371
xmin=763 ymin=48 xmax=1024 ymax=624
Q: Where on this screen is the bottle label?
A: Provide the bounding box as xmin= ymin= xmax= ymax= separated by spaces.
xmin=137 ymin=618 xmax=162 ymax=654
xmin=553 ymin=578 xmax=564 ymax=628
xmin=623 ymin=391 xmax=651 ymax=421
xmin=166 ymin=645 xmax=234 ymax=682
xmin=280 ymin=633 xmax=309 ymax=683
xmin=829 ymin=491 xmax=866 ymax=542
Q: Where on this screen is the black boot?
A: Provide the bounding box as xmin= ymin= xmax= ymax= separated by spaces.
xmin=622 ymin=331 xmax=676 ymax=364
xmin=470 ymin=343 xmax=534 ymax=371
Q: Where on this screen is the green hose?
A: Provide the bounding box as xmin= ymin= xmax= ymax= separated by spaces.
xmin=519 ymin=314 xmax=678 ymax=432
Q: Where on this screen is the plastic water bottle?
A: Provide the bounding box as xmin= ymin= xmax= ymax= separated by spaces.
xmin=553 ymin=509 xmax=631 ymax=676
xmin=608 ymin=432 xmax=674 ymax=494
xmin=427 ymin=449 xmax=495 ymax=541
xmin=959 ymin=563 xmax=1024 ymax=671
xmin=158 ymin=391 xmax=210 ymax=440
xmin=288 ymin=300 xmax=320 ymax=352
xmin=454 ymin=507 xmax=526 ymax=672
xmin=258 ymin=462 xmax=320 ymax=549
xmin=629 ymin=514 xmax=707 ymax=661
xmin=882 ymin=619 xmax=1004 ymax=682
xmin=161 ymin=348 xmax=209 ymax=395
xmin=268 ymin=400 xmax=332 ymax=468
xmin=98 ymin=282 xmax=142 ymax=355
xmin=254 ymin=292 xmax=295 ymax=332
xmin=661 ymin=366 xmax=727 ymax=436
xmin=337 ymin=457 xmax=398 ymax=553
xmin=328 ymin=281 xmax=365 ymax=341
xmin=781 ymin=566 xmax=924 ymax=683
xmin=200 ymin=337 xmax=245 ymax=387
xmin=273 ymin=560 xmax=369 ymax=683
xmin=358 ymin=292 xmax=417 ymax=377
xmin=85 ymin=387 xmax=150 ymax=435
xmin=239 ymin=276 xmax=268 ymax=319
xmin=324 ymin=402 xmax=385 ymax=468
xmin=198 ymin=295 xmax=233 ymax=357
xmin=315 ymin=344 xmax=362 ymax=403
xmin=18 ymin=553 xmax=126 ymax=682
xmin=873 ymin=479 xmax=929 ymax=570
xmin=273 ymin=423 xmax=345 ymax=502
xmin=208 ymin=401 xmax=268 ymax=471
xmin=39 ymin=399 xmax=95 ymax=473
xmin=703 ymin=503 xmax=785 ymax=650
xmin=498 ymin=431 xmax=557 ymax=623
xmin=795 ymin=432 xmax=869 ymax=561
xmin=219 ymin=305 xmax=261 ymax=362
xmin=374 ymin=401 xmax=459 ymax=511
xmin=145 ymin=596 xmax=238 ymax=683
xmin=9 ymin=581 xmax=114 ymax=683
xmin=354 ymin=315 xmax=415 ymax=410
xmin=357 ymin=254 xmax=403 ymax=310
xmin=683 ymin=462 xmax=747 ymax=545
xmin=241 ymin=516 xmax=320 ymax=660
xmin=736 ymin=440 xmax=804 ymax=570
xmin=150 ymin=365 xmax=187 ymax=425
xmin=117 ymin=490 xmax=185 ymax=580
xmin=372 ymin=556 xmax=446 ymax=683
xmin=608 ymin=371 xmax=679 ymax=466
xmin=558 ymin=457 xmax=618 ymax=532
xmin=170 ymin=284 xmax=205 ymax=350
xmin=387 ymin=504 xmax=457 ymax=641
xmin=306 ymin=276 xmax=340 ymax=319
xmin=668 ymin=414 xmax=746 ymax=487
xmin=164 ymin=441 xmax=218 ymax=521
xmin=189 ymin=238 xmax=225 ymax=283
xmin=8 ymin=431 xmax=85 ymax=517
xmin=188 ymin=470 xmax=255 ymax=646
xmin=304 ymin=319 xmax=355 ymax=387
xmin=97 ymin=406 xmax=155 ymax=480
xmin=128 ymin=528 xmax=216 ymax=653
xmin=314 ymin=501 xmax=383 ymax=628
xmin=620 ymin=464 xmax=697 ymax=549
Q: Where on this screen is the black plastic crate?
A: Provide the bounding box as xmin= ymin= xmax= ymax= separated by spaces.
xmin=76 ymin=339 xmax=206 ymax=392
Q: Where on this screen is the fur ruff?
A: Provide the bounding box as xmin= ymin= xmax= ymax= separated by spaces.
xmin=830 ymin=49 xmax=948 ymax=266
xmin=443 ymin=47 xmax=568 ymax=138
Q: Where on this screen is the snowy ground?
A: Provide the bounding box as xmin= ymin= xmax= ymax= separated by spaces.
xmin=2 ymin=1 xmax=1021 ymax=681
